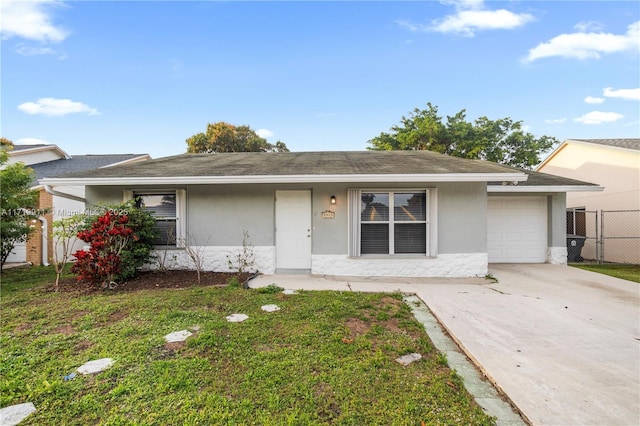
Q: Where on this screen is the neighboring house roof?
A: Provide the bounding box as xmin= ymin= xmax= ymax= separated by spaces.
xmin=30 ymin=154 xmax=151 ymax=187
xmin=566 ymin=138 xmax=640 ymax=151
xmin=40 ymin=150 xmax=599 ymax=192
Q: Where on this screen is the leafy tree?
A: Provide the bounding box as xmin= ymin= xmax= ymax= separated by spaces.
xmin=186 ymin=122 xmax=289 ymax=153
xmin=367 ymin=103 xmax=557 ymax=169
xmin=0 ymin=138 xmax=40 ymax=267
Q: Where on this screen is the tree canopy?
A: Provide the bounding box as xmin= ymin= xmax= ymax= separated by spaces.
xmin=367 ymin=103 xmax=557 ymax=169
xmin=0 ymin=138 xmax=40 ymax=266
xmin=186 ymin=122 xmax=289 ymax=153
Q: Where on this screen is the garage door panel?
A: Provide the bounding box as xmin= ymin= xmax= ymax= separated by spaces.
xmin=487 ymin=196 xmax=547 ymax=263
xmin=5 ymin=242 xmax=26 ymax=263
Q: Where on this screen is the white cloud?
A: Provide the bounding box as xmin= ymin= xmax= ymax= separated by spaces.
xmin=584 ymin=96 xmax=605 ymax=104
xmin=15 ymin=137 xmax=52 ymax=145
xmin=399 ymin=0 xmax=534 ymax=37
xmin=574 ymin=21 xmax=604 ymax=32
xmin=396 ymin=20 xmax=424 ymax=32
xmin=574 ymin=111 xmax=624 ymax=125
xmin=16 ymin=44 xmax=66 ymax=60
xmin=431 ymin=8 xmax=535 ymax=37
xmin=0 ymin=0 xmax=68 ymax=43
xmin=545 ymin=118 xmax=566 ymax=124
xmin=18 ymin=98 xmax=100 ymax=116
xmin=524 ymin=21 xmax=640 ymax=62
xmin=441 ymin=0 xmax=484 ymax=12
xmin=256 ymin=129 xmax=274 ymax=139
xmin=603 ymin=87 xmax=640 ymax=101
xmin=16 ymin=44 xmax=55 ymax=56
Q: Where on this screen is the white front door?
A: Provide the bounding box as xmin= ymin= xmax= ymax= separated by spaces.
xmin=276 ymin=190 xmax=312 ymax=270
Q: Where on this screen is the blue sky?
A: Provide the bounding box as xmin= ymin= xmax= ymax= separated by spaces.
xmin=2 ymin=0 xmax=639 ymax=159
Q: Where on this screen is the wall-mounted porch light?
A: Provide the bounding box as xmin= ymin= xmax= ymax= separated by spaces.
xmin=330 ymin=195 xmax=337 ymax=205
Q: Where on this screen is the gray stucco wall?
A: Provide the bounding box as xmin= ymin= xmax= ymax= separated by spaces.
xmin=84 ymin=181 xmax=489 ymax=255
xmin=548 ymin=192 xmax=567 ymax=247
xmin=435 ymin=182 xmax=487 ymax=253
xmin=85 ymin=186 xmax=127 ymax=207
xmin=187 ymin=185 xmax=274 ymax=246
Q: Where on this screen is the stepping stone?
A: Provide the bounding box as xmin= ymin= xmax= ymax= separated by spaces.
xmin=226 ymin=313 xmax=249 ymax=323
xmin=77 ymin=358 xmax=115 ymax=375
xmin=164 ymin=330 xmax=193 ymax=343
xmin=396 ymin=353 xmax=422 ymax=366
xmin=282 ymin=289 xmax=298 ymax=295
xmin=0 ymin=402 xmax=36 ymax=426
xmin=261 ymin=304 xmax=280 ymax=312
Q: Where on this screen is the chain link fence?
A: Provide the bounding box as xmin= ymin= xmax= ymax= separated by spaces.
xmin=567 ymin=209 xmax=640 ymax=264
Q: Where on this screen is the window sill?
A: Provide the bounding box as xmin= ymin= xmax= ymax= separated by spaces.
xmin=351 ymin=254 xmax=436 ymax=260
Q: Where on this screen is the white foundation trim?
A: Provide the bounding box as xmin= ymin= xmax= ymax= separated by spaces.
xmin=150 ymin=246 xmax=276 ymax=274
xmin=311 ymin=253 xmax=488 ymax=278
xmin=547 ymin=246 xmax=567 ymax=265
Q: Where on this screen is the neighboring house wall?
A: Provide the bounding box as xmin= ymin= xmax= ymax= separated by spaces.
xmin=85 ymin=182 xmax=518 ymax=277
xmin=4 ymin=146 xmax=151 ymax=265
xmin=52 ymin=187 xmax=89 ymax=262
xmin=25 ymin=189 xmax=54 ymax=266
xmin=540 ymin=143 xmax=639 ymax=211
xmin=538 ymin=141 xmax=639 ymax=263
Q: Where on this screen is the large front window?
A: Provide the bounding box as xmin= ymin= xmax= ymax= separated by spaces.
xmin=135 ymin=192 xmax=177 ymax=246
xmin=357 ymin=190 xmax=430 ymax=255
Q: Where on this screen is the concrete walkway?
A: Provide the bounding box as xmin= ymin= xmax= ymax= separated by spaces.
xmin=249 ymin=264 xmax=640 ymax=426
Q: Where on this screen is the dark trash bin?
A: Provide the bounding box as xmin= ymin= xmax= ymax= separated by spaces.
xmin=567 ymin=235 xmax=587 ymax=262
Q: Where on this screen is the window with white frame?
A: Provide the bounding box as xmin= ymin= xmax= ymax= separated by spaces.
xmin=130 ymin=190 xmax=185 ymax=246
xmin=349 ymin=189 xmax=436 ymax=256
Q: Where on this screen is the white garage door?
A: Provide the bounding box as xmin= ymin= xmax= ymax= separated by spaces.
xmin=487 ymin=196 xmax=547 ymax=263
xmin=5 ymin=242 xmax=26 ymax=263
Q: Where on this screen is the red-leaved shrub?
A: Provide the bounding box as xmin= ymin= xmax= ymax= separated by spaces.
xmin=72 ymin=210 xmax=135 ymax=288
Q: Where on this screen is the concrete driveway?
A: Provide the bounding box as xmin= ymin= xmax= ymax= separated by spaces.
xmin=421 ymin=264 xmax=639 ymax=426
xmin=250 ymin=264 xmax=640 ymax=425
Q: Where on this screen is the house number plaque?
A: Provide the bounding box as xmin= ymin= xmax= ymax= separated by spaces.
xmin=321 ymin=210 xmax=335 ymax=219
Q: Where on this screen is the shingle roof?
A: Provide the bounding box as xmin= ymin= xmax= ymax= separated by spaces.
xmin=42 ymin=151 xmax=601 ymax=190
xmin=488 ymin=166 xmax=598 ymax=187
xmin=48 ymin=150 xmax=525 ymax=180
xmin=569 ymin=138 xmax=640 ymax=151
xmin=29 ymin=154 xmax=149 ymax=186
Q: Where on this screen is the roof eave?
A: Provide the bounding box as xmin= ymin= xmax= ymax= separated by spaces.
xmin=41 ymin=172 xmax=527 ymax=186
xmin=9 ymin=144 xmax=70 ymax=160
xmin=488 ymin=185 xmax=604 ymax=193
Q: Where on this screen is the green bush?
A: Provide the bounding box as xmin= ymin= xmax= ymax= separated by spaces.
xmin=74 ymin=200 xmax=157 ymax=285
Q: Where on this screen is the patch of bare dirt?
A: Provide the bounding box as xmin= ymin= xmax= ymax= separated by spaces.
xmin=50 ymin=270 xmax=254 ymax=294
xmin=52 ymin=324 xmax=75 ymax=335
xmin=108 ymin=309 xmax=129 ymax=322
xmin=345 ymin=317 xmax=371 ymax=337
xmin=75 ymin=340 xmax=93 ymax=351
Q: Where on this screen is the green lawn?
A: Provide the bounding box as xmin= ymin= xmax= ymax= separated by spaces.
xmin=570 ymin=263 xmax=640 ymax=283
xmin=0 ymin=266 xmax=494 ymax=425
